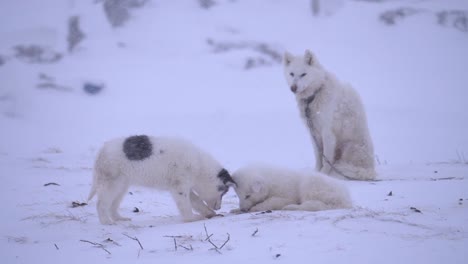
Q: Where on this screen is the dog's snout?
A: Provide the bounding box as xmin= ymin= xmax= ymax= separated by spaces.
xmin=291 ymin=84 xmax=297 ymax=93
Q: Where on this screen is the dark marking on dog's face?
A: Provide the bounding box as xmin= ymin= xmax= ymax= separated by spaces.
xmin=217 ymin=168 xmax=237 ymax=187
xmin=123 ymin=135 xmax=153 ymax=161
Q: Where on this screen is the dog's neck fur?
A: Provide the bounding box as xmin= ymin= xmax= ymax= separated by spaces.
xmin=301 ymin=84 xmax=324 ymax=119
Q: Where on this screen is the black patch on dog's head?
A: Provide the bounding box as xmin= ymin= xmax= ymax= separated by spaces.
xmin=123 ymin=135 xmax=153 ymax=161
xmin=217 ymin=168 xmax=236 ymax=186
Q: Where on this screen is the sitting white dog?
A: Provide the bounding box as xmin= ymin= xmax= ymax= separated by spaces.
xmin=283 ymin=50 xmax=376 ymax=180
xmin=231 ymin=164 xmax=352 ymax=213
xmin=88 ymin=135 xmax=236 ymax=224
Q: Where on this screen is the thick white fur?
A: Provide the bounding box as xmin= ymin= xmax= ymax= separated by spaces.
xmin=283 ymin=50 xmax=376 ymax=180
xmin=231 ymin=164 xmax=352 ymax=213
xmin=88 ymin=136 xmax=230 ymax=224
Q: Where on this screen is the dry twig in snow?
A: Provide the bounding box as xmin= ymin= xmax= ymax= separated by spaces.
xmin=164 ymin=235 xmax=193 ymax=251
xmin=203 ymin=223 xmax=230 ymax=253
xmin=80 ymin=239 xmax=111 ymax=255
xmin=123 ymin=233 xmax=144 ymax=250
xmin=252 ymin=228 xmax=259 ymax=237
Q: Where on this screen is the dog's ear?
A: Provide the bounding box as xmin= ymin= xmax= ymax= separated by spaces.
xmin=251 ymin=181 xmax=263 ymax=193
xmin=304 ymin=49 xmax=314 ymax=66
xmin=283 ymin=51 xmax=293 ymax=66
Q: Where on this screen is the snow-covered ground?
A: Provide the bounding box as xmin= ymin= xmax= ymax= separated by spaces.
xmin=1 ymin=0 xmax=467 ymax=263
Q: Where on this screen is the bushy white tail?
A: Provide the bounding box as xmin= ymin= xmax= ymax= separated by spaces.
xmin=88 ymin=148 xmax=106 ymax=201
xmin=87 ymin=170 xmax=98 ymax=201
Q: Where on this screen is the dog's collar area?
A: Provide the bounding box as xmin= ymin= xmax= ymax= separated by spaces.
xmin=303 ymin=85 xmax=324 ymax=118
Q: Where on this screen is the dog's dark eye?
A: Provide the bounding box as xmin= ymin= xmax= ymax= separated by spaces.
xmin=300 ymin=73 xmax=307 ymax=77
xmin=290 ymin=72 xmax=294 ymax=77
xmin=245 ymin=195 xmax=251 ymax=199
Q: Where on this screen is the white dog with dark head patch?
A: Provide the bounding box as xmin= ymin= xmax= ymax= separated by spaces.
xmin=231 ymin=164 xmax=352 ymax=213
xmin=88 ymin=135 xmax=236 ymax=224
xmin=284 ymin=50 xmax=376 ymax=181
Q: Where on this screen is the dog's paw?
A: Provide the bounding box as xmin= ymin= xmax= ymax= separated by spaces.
xmin=182 ymin=214 xmax=205 ymax=222
xmin=282 ymin=204 xmax=300 ymax=210
xmin=207 ymin=213 xmax=224 ymax=219
xmin=115 ymin=216 xmax=132 ymax=222
xmin=99 ymin=219 xmax=115 ymax=225
xmin=230 ymin=208 xmax=248 ymax=214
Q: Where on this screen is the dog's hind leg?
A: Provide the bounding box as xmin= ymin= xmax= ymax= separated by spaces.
xmin=335 ymin=143 xmax=376 ymax=180
xmin=96 ymin=187 xmax=115 ymax=225
xmin=109 ymin=180 xmax=131 ymax=222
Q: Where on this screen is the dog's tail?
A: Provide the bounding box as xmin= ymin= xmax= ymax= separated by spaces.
xmin=88 ymin=149 xmax=106 ymax=201
xmin=87 ymin=170 xmax=98 ymax=201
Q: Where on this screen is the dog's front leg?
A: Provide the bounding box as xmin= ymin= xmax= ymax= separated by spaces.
xmin=311 ymin=133 xmax=324 ymax=171
xmin=249 ymin=197 xmax=296 ymax=212
xmin=189 ymin=190 xmax=216 ymax=218
xmin=308 ymin=115 xmax=324 ymax=171
xmin=321 ymin=131 xmax=336 ymax=175
xmin=171 ymin=190 xmax=204 ymax=222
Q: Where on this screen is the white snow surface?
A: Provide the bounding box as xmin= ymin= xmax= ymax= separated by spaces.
xmin=1 ymin=0 xmax=467 ymax=263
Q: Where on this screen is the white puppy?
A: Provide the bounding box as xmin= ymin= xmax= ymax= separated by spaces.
xmin=88 ymin=135 xmax=236 ymax=224
xmin=284 ymin=50 xmax=376 ymax=180
xmin=231 ymin=164 xmax=352 ymax=213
